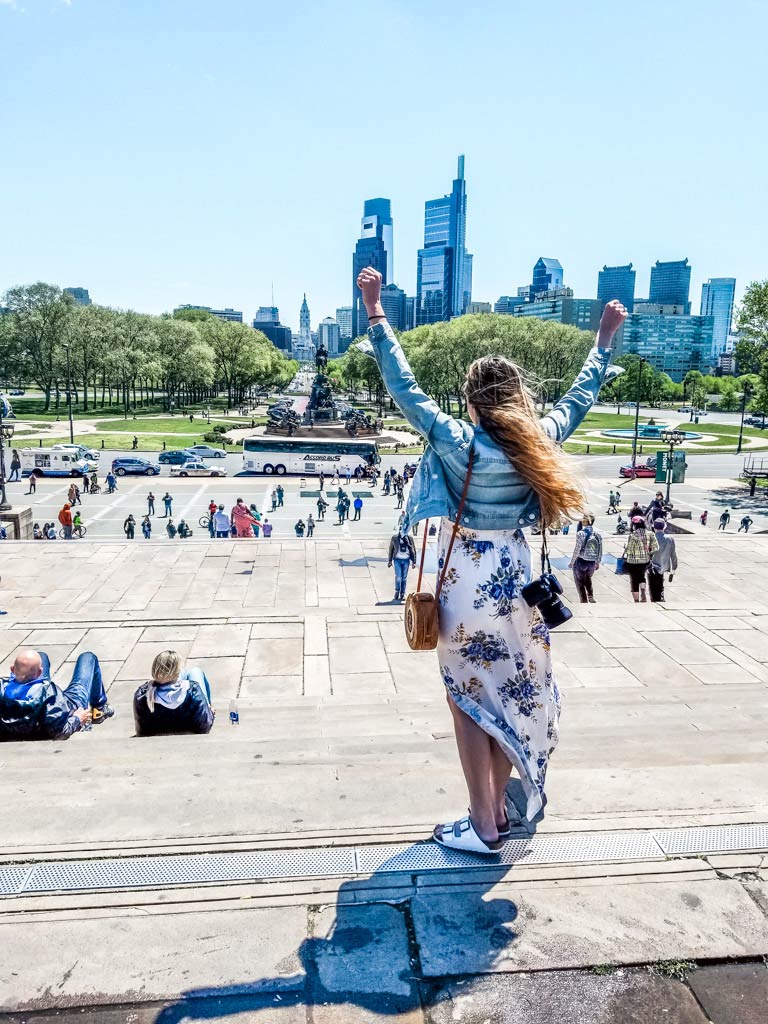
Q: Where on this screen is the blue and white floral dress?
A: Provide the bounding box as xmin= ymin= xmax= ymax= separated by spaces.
xmin=437 ymin=520 xmax=560 ymax=823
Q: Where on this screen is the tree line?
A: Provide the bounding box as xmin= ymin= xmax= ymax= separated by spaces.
xmin=0 ymin=283 xmax=298 ymax=415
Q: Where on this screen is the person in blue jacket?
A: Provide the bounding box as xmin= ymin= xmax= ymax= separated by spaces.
xmin=133 ymin=650 xmax=214 ymax=736
xmin=356 ymin=265 xmax=626 ymax=855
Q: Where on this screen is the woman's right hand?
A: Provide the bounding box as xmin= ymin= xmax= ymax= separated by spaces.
xmin=357 ymin=266 xmax=383 ymax=315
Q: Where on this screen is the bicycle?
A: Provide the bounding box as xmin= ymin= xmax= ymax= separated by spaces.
xmin=199 ymin=514 xmax=211 ymax=529
xmin=60 ymin=525 xmax=87 ymax=539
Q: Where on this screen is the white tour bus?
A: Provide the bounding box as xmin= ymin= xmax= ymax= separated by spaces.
xmin=242 ymin=437 xmax=380 ymax=476
xmin=20 ymin=448 xmax=96 ymax=478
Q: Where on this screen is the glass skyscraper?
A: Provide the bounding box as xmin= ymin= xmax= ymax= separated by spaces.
xmin=380 ymin=284 xmax=407 ymax=331
xmin=335 ymin=306 xmax=353 ymax=340
xmin=416 ymin=156 xmax=473 ymax=325
xmin=252 ymin=306 xmax=292 ymax=351
xmin=597 ymin=264 xmax=635 ymax=312
xmin=530 ymin=258 xmax=563 ymax=298
xmin=619 ymin=312 xmax=714 ymax=381
xmin=352 ymin=198 xmax=393 ymax=338
xmin=700 ymin=278 xmax=736 ymax=360
xmin=649 ymin=259 xmax=691 ymax=312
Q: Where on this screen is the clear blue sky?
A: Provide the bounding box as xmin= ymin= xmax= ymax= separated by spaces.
xmin=1 ymin=0 xmax=766 ymax=331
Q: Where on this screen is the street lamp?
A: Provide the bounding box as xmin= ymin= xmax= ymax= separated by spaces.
xmin=64 ymin=342 xmax=75 ymax=444
xmin=630 ymin=357 xmax=646 ymax=477
xmin=660 ymin=427 xmax=685 ymax=505
xmin=736 ymin=382 xmax=751 ymax=455
xmin=0 ymin=396 xmax=15 ymax=512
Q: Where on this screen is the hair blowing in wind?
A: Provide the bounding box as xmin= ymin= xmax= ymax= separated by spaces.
xmin=464 ymin=355 xmax=585 ymax=526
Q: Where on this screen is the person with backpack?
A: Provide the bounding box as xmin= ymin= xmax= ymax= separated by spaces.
xmin=123 ymin=514 xmax=136 ymax=540
xmin=568 ymin=513 xmax=602 ymax=603
xmin=623 ymin=516 xmax=659 ymax=602
xmin=388 ymin=531 xmax=417 ymax=602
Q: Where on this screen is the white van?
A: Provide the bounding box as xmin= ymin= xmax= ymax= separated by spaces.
xmin=19 ymin=448 xmax=96 ymax=478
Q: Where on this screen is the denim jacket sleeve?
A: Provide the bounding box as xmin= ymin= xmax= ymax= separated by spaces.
xmin=540 ymin=344 xmax=623 ymax=443
xmin=357 ymin=323 xmax=468 ymax=456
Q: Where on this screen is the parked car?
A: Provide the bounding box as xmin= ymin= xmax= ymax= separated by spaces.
xmin=184 ymin=444 xmax=227 ymax=460
xmin=9 ymin=389 xmax=25 ymax=396
xmin=111 ymin=457 xmax=159 ymax=476
xmin=619 ymin=457 xmax=657 ymax=479
xmin=52 ymin=442 xmax=99 ymax=461
xmin=170 ymin=460 xmax=228 ymax=478
xmin=158 ymin=449 xmax=192 ymax=465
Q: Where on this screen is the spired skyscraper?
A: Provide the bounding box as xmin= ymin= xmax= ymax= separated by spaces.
xmin=700 ymin=278 xmax=736 ymax=361
xmin=649 ymin=259 xmax=691 ymax=313
xmin=530 ymin=258 xmax=563 ymax=298
xmin=352 ymin=198 xmax=393 ymax=338
xmin=597 ymin=264 xmax=635 ymax=312
xmin=415 ymin=156 xmax=473 ymax=325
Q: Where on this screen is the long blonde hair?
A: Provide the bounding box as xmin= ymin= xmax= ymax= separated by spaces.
xmin=464 ymin=355 xmax=585 ymax=526
xmin=146 ymin=650 xmax=182 ymax=712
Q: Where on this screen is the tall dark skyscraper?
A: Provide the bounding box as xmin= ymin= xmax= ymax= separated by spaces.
xmin=352 ymin=198 xmax=393 ymax=338
xmin=649 ymin=258 xmax=691 ymax=312
xmin=416 ymin=156 xmax=473 ymax=325
xmin=597 ymin=264 xmax=636 ymax=312
xmin=530 ymin=258 xmax=563 ymax=298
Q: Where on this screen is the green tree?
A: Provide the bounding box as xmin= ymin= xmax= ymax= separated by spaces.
xmin=2 ymin=282 xmax=72 ymax=409
xmin=735 ymin=280 xmax=768 ymax=373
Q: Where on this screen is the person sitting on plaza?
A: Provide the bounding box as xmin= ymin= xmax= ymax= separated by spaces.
xmin=213 ymin=504 xmax=231 ymax=538
xmin=58 ymin=501 xmax=73 ymax=540
xmin=0 ymin=648 xmax=114 ymax=741
xmin=648 ymin=518 xmax=678 ymax=603
xmin=177 ymin=518 xmax=192 ymax=538
xmin=166 ymin=518 xmax=177 ymax=539
xmin=33 ymin=523 xmax=42 ymax=540
xmin=133 ymin=650 xmax=214 ymax=736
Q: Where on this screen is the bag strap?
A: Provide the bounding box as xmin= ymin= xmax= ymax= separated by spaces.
xmin=434 ymin=449 xmax=475 ymax=603
xmin=539 ymin=527 xmax=553 ymax=576
xmin=416 ymin=519 xmax=430 ymax=591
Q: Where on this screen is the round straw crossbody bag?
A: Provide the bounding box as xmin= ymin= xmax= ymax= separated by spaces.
xmin=404 ymin=451 xmax=474 ymax=651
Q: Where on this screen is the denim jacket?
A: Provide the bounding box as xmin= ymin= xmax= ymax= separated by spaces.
xmin=358 ymin=321 xmax=622 ymax=532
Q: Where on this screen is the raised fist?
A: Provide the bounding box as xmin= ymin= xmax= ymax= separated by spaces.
xmin=356 ymin=266 xmax=382 ymax=312
xmin=599 ymin=299 xmax=628 ymax=338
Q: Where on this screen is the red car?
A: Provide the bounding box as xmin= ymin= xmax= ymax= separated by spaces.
xmin=620 ymin=460 xmax=657 ymax=479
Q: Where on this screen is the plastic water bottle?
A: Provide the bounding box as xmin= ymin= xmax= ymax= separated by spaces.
xmin=228 ymin=699 xmax=239 ymax=725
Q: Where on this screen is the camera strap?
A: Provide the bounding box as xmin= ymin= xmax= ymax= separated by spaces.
xmin=540 ymin=526 xmax=552 ymax=576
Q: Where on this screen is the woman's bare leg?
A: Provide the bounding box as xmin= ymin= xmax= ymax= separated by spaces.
xmin=447 ymin=696 xmax=498 ymax=842
xmin=489 ymin=740 xmax=513 ymax=826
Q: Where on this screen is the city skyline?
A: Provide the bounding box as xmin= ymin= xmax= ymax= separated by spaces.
xmin=1 ymin=1 xmax=765 ymax=331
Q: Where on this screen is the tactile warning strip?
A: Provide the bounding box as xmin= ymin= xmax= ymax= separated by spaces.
xmin=0 ymin=822 xmax=765 ymax=896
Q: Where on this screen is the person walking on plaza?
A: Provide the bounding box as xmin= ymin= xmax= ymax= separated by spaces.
xmin=213 ymin=504 xmax=230 ymax=538
xmin=106 ymin=471 xmax=117 ymax=494
xmin=142 ymin=515 xmax=152 ymax=539
xmin=568 ymin=513 xmax=602 ymax=603
xmin=623 ymin=516 xmax=658 ymax=603
xmin=607 ymin=489 xmax=619 ymax=514
xmin=395 ymin=482 xmax=404 ymax=509
xmin=67 ymin=483 xmax=79 ymax=507
xmin=332 ymin=468 xmax=340 ymax=487
xmin=739 ymin=514 xmax=754 ymax=533
xmin=249 ymin=504 xmax=262 ymax=537
xmin=700 ymin=510 xmax=708 ymax=527
xmin=388 ymin=530 xmax=416 ymax=602
xmin=718 ymin=509 xmax=730 ymax=531
xmin=132 ymin=435 xmax=138 ymax=451
xmin=8 ymin=449 xmax=21 ymax=482
xmin=383 ymin=472 xmax=391 ymax=496
xmin=648 ymin=519 xmax=678 ymax=603
xmin=316 ymin=495 xmax=328 ymax=521
xmin=58 ymin=502 xmax=73 ymax=540
xmin=307 ymin=513 xmax=315 ymax=537
xmin=344 ymin=465 xmax=352 ymax=484
xmin=262 ymin=519 xmax=273 ymax=538
xmin=0 ymin=648 xmax=114 ymax=740
xmin=26 ymin=473 xmax=37 ymax=495
xmin=353 ymin=495 xmax=363 ymax=521
xmin=276 ymin=484 xmax=285 ymax=508
xmin=147 ymin=491 xmax=155 ymax=516
xmin=123 ymin=514 xmax=136 ymax=540
xmin=355 ymin=265 xmax=626 ymax=851
xmin=645 ymin=491 xmax=667 ymax=524
xmin=133 ymin=650 xmax=214 ymax=736
xmin=162 ymin=492 xmax=173 ymax=518
xmin=231 ymin=498 xmax=258 ymax=538
xmin=318 ymin=470 xmax=325 ymax=492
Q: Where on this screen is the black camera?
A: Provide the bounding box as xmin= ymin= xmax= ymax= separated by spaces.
xmin=521 ymin=572 xmax=573 ymax=628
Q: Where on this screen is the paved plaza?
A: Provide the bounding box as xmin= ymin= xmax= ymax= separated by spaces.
xmin=1 ymin=468 xmax=767 ymax=1021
